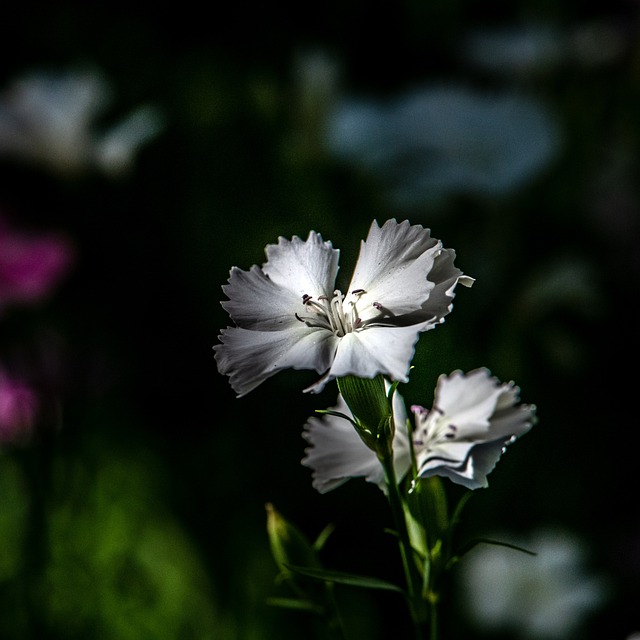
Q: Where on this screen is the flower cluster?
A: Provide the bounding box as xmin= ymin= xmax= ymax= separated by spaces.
xmin=215 ymin=218 xmax=533 ymax=491
xmin=214 ymin=218 xmax=537 ymax=638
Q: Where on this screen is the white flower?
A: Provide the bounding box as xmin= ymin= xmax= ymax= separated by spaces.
xmin=301 ymin=368 xmax=534 ymax=493
xmin=413 ymin=368 xmax=535 ymax=489
xmin=457 ymin=528 xmax=609 ymax=639
xmin=301 ymin=386 xmax=411 ymax=493
xmin=0 ymin=68 xmax=163 ymax=177
xmin=214 ymin=219 xmax=472 ymax=396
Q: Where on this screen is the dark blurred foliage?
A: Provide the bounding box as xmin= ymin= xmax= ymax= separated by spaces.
xmin=0 ymin=1 xmax=638 ymax=638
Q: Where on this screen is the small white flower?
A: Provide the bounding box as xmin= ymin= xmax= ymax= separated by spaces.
xmin=413 ymin=368 xmax=535 ymax=489
xmin=301 ymin=368 xmax=534 ymax=493
xmin=215 ymin=219 xmax=472 ymax=396
xmin=301 ymin=385 xmax=411 ymax=493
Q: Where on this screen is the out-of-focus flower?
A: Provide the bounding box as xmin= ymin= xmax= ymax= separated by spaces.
xmin=325 ymin=86 xmax=560 ymax=207
xmin=463 ymin=24 xmax=564 ymax=75
xmin=413 ymin=368 xmax=535 ymax=489
xmin=457 ymin=527 xmax=609 ymax=639
xmin=0 ymin=368 xmax=38 ymax=445
xmin=215 ymin=219 xmax=472 ymax=396
xmin=0 ymin=68 xmax=164 ymax=177
xmin=0 ymin=215 xmax=73 ymax=313
xmin=302 ymin=383 xmax=411 ymax=493
xmin=462 ymin=21 xmax=628 ymax=76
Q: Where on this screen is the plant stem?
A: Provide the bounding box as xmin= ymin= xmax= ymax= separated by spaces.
xmin=325 ymin=583 xmax=349 ymax=640
xmin=429 ymin=599 xmax=438 ymax=640
xmin=379 ymin=452 xmax=429 ymax=639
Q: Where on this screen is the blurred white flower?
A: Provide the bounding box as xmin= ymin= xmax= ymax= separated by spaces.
xmin=215 ymin=219 xmax=472 ymax=396
xmin=325 ymin=85 xmax=560 ymax=207
xmin=463 ymin=21 xmax=627 ymax=75
xmin=413 ymin=368 xmax=534 ymax=489
xmin=457 ymin=528 xmax=609 ymax=639
xmin=301 ymin=383 xmax=411 ymax=493
xmin=0 ymin=68 xmax=164 ymax=177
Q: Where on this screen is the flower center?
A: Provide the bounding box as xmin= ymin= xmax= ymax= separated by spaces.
xmin=296 ymin=289 xmax=365 ymax=337
xmin=412 ymin=405 xmax=458 ymax=451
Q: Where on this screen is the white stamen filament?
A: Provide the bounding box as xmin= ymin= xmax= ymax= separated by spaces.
xmin=297 ymin=289 xmax=365 ymax=337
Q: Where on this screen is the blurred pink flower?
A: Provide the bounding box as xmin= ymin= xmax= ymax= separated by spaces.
xmin=0 ymin=215 xmax=73 ymax=313
xmin=0 ymin=368 xmax=38 ymax=445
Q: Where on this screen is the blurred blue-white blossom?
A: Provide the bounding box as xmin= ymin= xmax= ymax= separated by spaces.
xmin=324 ymin=85 xmax=561 ymax=208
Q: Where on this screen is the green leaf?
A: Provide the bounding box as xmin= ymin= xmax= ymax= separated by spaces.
xmin=449 ymin=537 xmax=537 ymax=568
xmin=285 ymin=565 xmax=405 ymax=594
xmin=315 ymin=410 xmax=358 ymax=429
xmin=265 ymin=504 xmax=322 ymax=578
xmin=312 ymin=523 xmax=335 ymax=552
xmin=266 ymin=597 xmax=324 ymax=614
xmin=449 ymin=490 xmax=473 ymax=529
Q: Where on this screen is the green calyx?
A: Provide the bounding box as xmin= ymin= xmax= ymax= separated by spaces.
xmin=337 ymin=375 xmax=394 ymax=457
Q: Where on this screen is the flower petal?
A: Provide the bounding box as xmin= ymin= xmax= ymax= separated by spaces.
xmin=214 ymin=325 xmax=338 ymax=397
xmin=462 ymin=439 xmax=514 ymax=488
xmin=306 ymin=323 xmax=431 ymax=392
xmin=417 ymin=440 xmax=474 ymax=475
xmin=302 ymin=399 xmax=384 ymax=493
xmin=417 ymin=438 xmax=511 ymax=489
xmin=263 ymin=231 xmax=339 ymax=297
xmin=221 ymin=265 xmax=302 ymax=330
xmin=302 ymin=390 xmax=411 ymax=493
xmin=436 ymin=369 xmax=534 ymax=439
xmin=345 ymin=219 xmax=441 ymax=319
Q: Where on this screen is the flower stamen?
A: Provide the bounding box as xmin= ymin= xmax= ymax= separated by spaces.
xmin=297 ymin=290 xmax=365 ymax=337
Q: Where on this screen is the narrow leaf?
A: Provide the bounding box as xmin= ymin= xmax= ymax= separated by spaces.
xmin=266 ymin=597 xmax=324 ymax=614
xmin=451 ymin=537 xmax=537 ymax=567
xmin=285 ymin=565 xmax=404 ymax=593
xmin=312 ymin=523 xmax=336 ymax=552
xmin=315 ymin=410 xmax=358 ymax=429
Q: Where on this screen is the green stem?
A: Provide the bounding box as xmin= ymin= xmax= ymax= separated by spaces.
xmin=325 ymin=583 xmax=349 ymax=640
xmin=429 ymin=599 xmax=438 ymax=640
xmin=379 ymin=452 xmax=428 ymax=639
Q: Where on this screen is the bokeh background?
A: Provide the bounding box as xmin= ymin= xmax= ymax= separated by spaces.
xmin=0 ymin=2 xmax=638 ymax=638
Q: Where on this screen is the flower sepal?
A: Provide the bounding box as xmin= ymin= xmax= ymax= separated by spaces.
xmin=336 ymin=374 xmax=395 ymax=457
xmin=406 ymin=476 xmax=449 ymax=552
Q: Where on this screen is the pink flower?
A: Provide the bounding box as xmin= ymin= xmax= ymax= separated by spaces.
xmin=0 ymin=368 xmax=38 ymax=445
xmin=0 ymin=215 xmax=73 ymax=313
